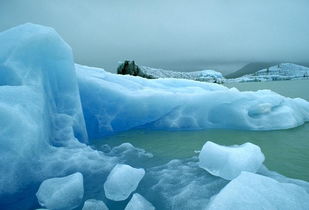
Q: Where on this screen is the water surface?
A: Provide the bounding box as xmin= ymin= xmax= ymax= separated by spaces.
xmin=94 ymin=80 xmax=309 ymax=181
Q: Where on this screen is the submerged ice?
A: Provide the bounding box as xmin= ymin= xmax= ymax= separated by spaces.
xmin=82 ymin=199 xmax=109 ymax=210
xmin=1 ymin=23 xmax=309 ymax=210
xmin=125 ymin=193 xmax=155 ymax=210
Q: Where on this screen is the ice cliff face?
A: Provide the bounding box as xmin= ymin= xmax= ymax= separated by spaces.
xmin=1 ymin=24 xmax=309 ymax=210
xmin=0 ymin=23 xmax=87 ymax=193
xmin=227 ymin=63 xmax=309 ymax=83
xmin=0 ymin=24 xmax=116 ymax=209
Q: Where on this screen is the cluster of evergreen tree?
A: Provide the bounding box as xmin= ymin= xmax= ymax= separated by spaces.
xmin=117 ymin=60 xmax=154 ymax=79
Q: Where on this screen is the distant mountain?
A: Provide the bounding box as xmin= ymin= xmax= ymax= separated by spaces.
xmin=226 ymin=62 xmax=309 ymax=78
xmin=226 ymin=63 xmax=309 ymax=83
xmin=225 ymin=62 xmax=277 ymax=78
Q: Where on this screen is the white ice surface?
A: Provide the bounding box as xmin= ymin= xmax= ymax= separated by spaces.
xmin=199 ymin=141 xmax=265 ymax=180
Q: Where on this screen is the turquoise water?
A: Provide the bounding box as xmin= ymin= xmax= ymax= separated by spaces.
xmin=94 ymin=80 xmax=309 ymax=181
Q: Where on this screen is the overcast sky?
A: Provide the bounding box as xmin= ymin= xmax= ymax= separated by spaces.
xmin=0 ymin=0 xmax=308 ymax=73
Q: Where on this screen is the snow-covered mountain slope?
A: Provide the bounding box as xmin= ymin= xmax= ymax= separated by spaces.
xmin=227 ymin=63 xmax=309 ymax=83
xmin=141 ymin=66 xmax=225 ymax=83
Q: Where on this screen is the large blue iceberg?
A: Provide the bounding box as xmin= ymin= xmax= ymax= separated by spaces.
xmin=77 ymin=64 xmax=309 ymax=139
xmin=1 ymin=23 xmax=309 ymax=210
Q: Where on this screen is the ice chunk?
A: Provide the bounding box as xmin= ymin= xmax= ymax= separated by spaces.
xmin=125 ymin=193 xmax=155 ymax=210
xmin=207 ymin=172 xmax=309 ymax=210
xmin=36 ymin=172 xmax=84 ymax=210
xmin=77 ymin=64 xmax=309 ymax=139
xmin=104 ymin=164 xmax=145 ymax=201
xmin=82 ymin=199 xmax=108 ymax=210
xmin=199 ymin=141 xmax=265 ymax=180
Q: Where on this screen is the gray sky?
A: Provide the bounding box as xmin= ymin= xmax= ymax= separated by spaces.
xmin=0 ymin=0 xmax=308 ymax=74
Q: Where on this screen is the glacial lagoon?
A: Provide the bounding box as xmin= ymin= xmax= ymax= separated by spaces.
xmin=95 ymin=80 xmax=309 ymax=181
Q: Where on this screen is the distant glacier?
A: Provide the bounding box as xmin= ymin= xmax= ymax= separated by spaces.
xmin=117 ymin=60 xmax=309 ymax=83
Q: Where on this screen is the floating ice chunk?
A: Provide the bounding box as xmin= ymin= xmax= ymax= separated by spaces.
xmin=82 ymin=199 xmax=108 ymax=210
xmin=207 ymin=172 xmax=309 ymax=210
xmin=104 ymin=164 xmax=145 ymax=201
xmin=199 ymin=141 xmax=265 ymax=180
xmin=36 ymin=172 xmax=84 ymax=210
xmin=125 ymin=193 xmax=155 ymax=210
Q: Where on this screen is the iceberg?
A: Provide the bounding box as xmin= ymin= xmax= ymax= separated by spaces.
xmin=82 ymin=199 xmax=109 ymax=210
xmin=125 ymin=193 xmax=155 ymax=210
xmin=0 ymin=23 xmax=86 ymax=195
xmin=207 ymin=172 xmax=309 ymax=210
xmin=0 ymin=23 xmax=116 ymax=209
xmin=36 ymin=172 xmax=84 ymax=210
xmin=198 ymin=141 xmax=265 ymax=180
xmin=104 ymin=164 xmax=145 ymax=201
xmin=1 ymin=23 xmax=309 ymax=210
xmin=77 ymin=64 xmax=309 ymax=139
